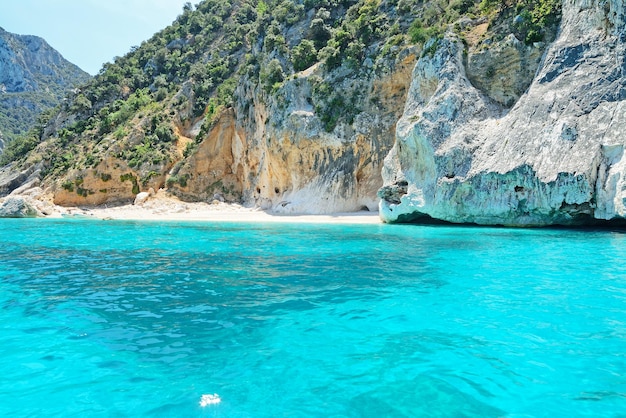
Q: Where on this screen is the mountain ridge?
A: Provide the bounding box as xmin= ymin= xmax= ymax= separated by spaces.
xmin=0 ymin=27 xmax=91 ymax=147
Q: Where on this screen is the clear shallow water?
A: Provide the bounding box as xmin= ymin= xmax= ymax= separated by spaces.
xmin=2 ymin=219 xmax=626 ymax=417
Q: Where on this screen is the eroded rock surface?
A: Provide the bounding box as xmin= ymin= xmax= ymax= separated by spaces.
xmin=0 ymin=196 xmax=39 ymax=218
xmin=380 ymin=0 xmax=626 ymax=226
xmin=166 ymin=52 xmax=417 ymax=214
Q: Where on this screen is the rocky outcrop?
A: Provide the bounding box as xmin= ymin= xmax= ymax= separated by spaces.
xmin=0 ymin=196 xmax=38 ymax=218
xmin=168 ymin=109 xmax=245 ymax=203
xmin=0 ymin=27 xmax=89 ymax=93
xmin=50 ymin=156 xmax=161 ymax=207
xmin=0 ymin=162 xmax=42 ymax=196
xmin=6 ymin=0 xmax=623 ymax=224
xmin=380 ymin=0 xmax=626 ymax=226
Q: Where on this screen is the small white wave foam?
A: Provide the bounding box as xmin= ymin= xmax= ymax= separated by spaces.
xmin=199 ymin=393 xmax=221 ymax=407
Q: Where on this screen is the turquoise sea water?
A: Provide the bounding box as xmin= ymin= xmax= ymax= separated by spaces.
xmin=2 ymin=219 xmax=626 ymax=417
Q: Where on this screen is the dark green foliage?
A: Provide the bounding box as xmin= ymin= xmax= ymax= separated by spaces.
xmin=344 ymin=0 xmax=386 ymax=44
xmin=316 ymin=0 xmax=389 ymax=69
xmin=98 ymin=89 xmax=153 ymax=135
xmin=311 ymin=79 xmax=360 ymax=132
xmin=141 ymin=171 xmax=160 ymax=187
xmin=317 ymin=95 xmax=345 ymax=131
xmin=40 ymin=145 xmax=78 ymax=178
xmin=291 ymin=40 xmax=318 ymax=72
xmin=195 ymin=98 xmax=223 ymax=142
xmin=61 ymin=180 xmax=74 ymax=192
xmin=70 ymin=176 xmax=92 ymax=197
xmin=317 ymin=44 xmax=342 ymax=69
xmin=263 ymin=23 xmax=288 ymax=52
xmin=217 ymin=78 xmax=237 ymax=106
xmin=154 ymin=124 xmax=176 ymax=143
xmin=184 ymin=141 xmax=198 ymax=157
xmin=449 ymin=0 xmax=476 ymax=14
xmin=123 ymin=137 xmax=170 ymax=168
xmin=120 ymin=173 xmax=140 ymax=194
xmin=0 ymin=132 xmax=40 ymax=166
xmin=0 ymin=108 xmax=55 ymax=166
xmin=409 ymin=21 xmax=442 ymax=44
xmin=70 ymin=94 xmax=93 ymax=114
xmin=308 ymin=16 xmax=332 ymax=49
xmin=511 ymin=0 xmax=561 ymax=44
xmin=479 ymin=0 xmax=561 ymax=44
xmin=260 ymin=59 xmax=285 ymax=92
xmin=166 ymin=173 xmax=190 ymax=188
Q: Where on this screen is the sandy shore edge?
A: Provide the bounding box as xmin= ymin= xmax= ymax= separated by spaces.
xmin=43 ymin=197 xmax=382 ymax=225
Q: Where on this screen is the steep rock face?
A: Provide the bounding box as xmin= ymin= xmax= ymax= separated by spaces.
xmin=34 ymin=52 xmax=415 ymax=213
xmin=0 ymin=27 xmax=88 ymax=92
xmin=169 ymin=109 xmax=245 ymax=203
xmin=52 ymin=158 xmax=149 ymax=207
xmin=169 ymin=52 xmax=416 ymax=214
xmin=466 ymin=32 xmax=546 ymax=107
xmin=0 ymin=27 xmax=90 ymax=145
xmin=380 ymin=0 xmax=626 ymax=226
xmin=0 ymin=162 xmax=41 ymax=196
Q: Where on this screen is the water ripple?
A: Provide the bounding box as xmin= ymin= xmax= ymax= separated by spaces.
xmin=2 ymin=220 xmax=626 ymax=416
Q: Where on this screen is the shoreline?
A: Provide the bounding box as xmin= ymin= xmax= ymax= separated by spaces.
xmin=46 ymin=200 xmax=383 ymax=225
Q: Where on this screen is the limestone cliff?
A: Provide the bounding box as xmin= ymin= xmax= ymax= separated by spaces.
xmin=169 ymin=52 xmax=415 ymax=213
xmin=380 ymin=0 xmax=626 ymax=226
xmin=31 ymin=49 xmax=415 ymax=212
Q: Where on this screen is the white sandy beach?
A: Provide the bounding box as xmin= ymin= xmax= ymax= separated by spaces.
xmin=49 ymin=194 xmax=382 ymax=224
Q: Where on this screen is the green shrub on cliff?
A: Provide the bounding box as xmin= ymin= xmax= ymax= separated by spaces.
xmin=0 ymin=108 xmax=54 ymax=166
xmin=260 ymin=59 xmax=285 ymax=92
xmin=409 ymin=21 xmax=442 ymax=44
xmin=291 ymin=40 xmax=318 ymax=72
xmin=515 ymin=0 xmax=561 ymax=44
xmin=479 ymin=0 xmax=561 ymax=44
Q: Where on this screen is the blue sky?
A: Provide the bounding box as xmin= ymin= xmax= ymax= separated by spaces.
xmin=0 ymin=0 xmax=192 ymax=75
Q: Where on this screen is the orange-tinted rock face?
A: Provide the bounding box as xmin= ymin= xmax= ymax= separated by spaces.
xmin=167 ymin=109 xmax=244 ymax=203
xmin=42 ymin=49 xmax=417 ymax=214
xmin=167 ymin=53 xmax=417 ymax=214
xmin=52 ymin=158 xmax=142 ymax=206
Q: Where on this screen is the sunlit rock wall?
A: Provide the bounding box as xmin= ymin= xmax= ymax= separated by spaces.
xmin=380 ymin=0 xmax=626 ymax=226
xmin=170 ymin=53 xmax=416 ymax=214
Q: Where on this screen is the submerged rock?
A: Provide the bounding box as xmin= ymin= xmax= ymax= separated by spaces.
xmin=380 ymin=0 xmax=626 ymax=226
